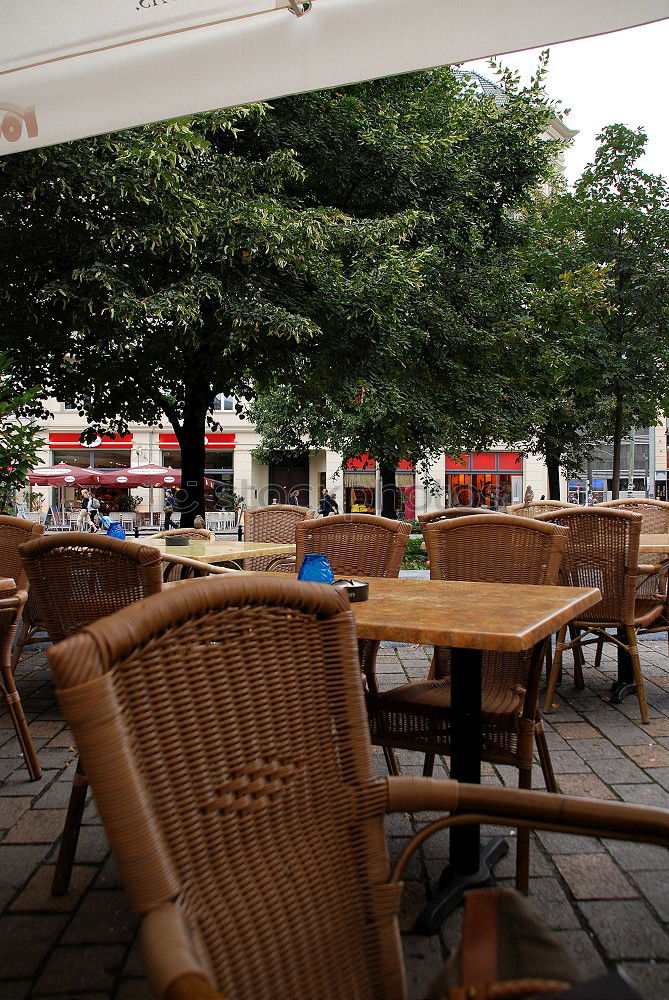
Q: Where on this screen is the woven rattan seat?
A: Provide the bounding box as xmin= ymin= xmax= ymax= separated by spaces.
xmin=538 ymin=507 xmax=658 ymax=724
xmin=0 ymin=516 xmax=46 ymax=779
xmin=365 ymin=514 xmax=567 ymax=892
xmin=505 ymin=501 xmax=572 ymax=518
xmin=18 ymin=531 xmax=166 ymax=895
xmin=46 ymin=575 xmax=669 ymax=1000
xmin=243 ymin=503 xmax=314 ymax=571
xmin=153 ymin=527 xmax=216 ymax=542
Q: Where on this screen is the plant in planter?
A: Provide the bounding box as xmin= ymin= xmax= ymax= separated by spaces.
xmin=116 ymin=493 xmax=143 ymax=513
xmin=23 ymin=490 xmax=45 ymax=513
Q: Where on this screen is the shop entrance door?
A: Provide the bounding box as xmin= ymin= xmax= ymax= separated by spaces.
xmin=268 ymin=455 xmax=310 ymax=506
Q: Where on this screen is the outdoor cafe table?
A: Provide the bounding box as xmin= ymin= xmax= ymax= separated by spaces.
xmin=639 ymin=533 xmax=669 ymax=554
xmin=349 ymin=576 xmax=601 ymax=932
xmin=136 ymin=537 xmax=295 ymax=568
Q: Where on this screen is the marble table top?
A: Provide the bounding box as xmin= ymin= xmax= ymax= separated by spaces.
xmin=136 ymin=538 xmax=295 ymax=565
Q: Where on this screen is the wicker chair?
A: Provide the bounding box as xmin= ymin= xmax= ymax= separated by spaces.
xmin=243 ymin=503 xmax=315 ymax=572
xmin=365 ymin=514 xmax=566 ymax=893
xmin=418 ymin=507 xmax=496 ymax=526
xmin=596 ymin=499 xmax=669 ymax=664
xmin=0 ymin=515 xmax=47 ymax=669
xmin=537 ymin=507 xmax=659 ymax=724
xmin=0 ymin=578 xmax=40 ymax=780
xmin=18 ymin=531 xmax=166 ymax=895
xmin=153 ymin=527 xmax=216 ymax=542
xmin=506 ymin=501 xmax=572 ymax=518
xmin=47 ymin=575 xmax=669 ymax=1000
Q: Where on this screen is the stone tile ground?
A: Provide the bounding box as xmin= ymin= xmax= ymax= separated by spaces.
xmin=2 ymin=635 xmax=669 ymax=998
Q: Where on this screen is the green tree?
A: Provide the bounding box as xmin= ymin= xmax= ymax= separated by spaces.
xmin=0 ymin=354 xmax=44 ymax=514
xmin=544 ymin=126 xmax=669 ymax=498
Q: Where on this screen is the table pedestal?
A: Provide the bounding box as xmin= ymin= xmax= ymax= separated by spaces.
xmin=413 ymin=646 xmax=509 ymax=934
xmin=610 ymin=627 xmax=636 ymax=704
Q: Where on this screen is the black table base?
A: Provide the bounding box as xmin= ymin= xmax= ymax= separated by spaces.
xmin=611 ymin=626 xmax=636 ymax=704
xmin=413 ymin=836 xmax=508 ymax=935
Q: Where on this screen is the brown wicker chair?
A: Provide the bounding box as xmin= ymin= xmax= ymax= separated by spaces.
xmin=0 ymin=515 xmax=47 ymax=669
xmin=418 ymin=507 xmax=498 ymax=527
xmin=47 ymin=575 xmax=669 ymax=1000
xmin=243 ymin=503 xmax=315 ymax=572
xmin=506 ymin=501 xmax=572 ymax=518
xmin=365 ymin=514 xmax=567 ymax=893
xmin=18 ymin=531 xmax=166 ymax=895
xmin=153 ymin=527 xmax=216 ymax=542
xmin=537 ymin=507 xmax=659 ymax=724
xmin=0 ymin=578 xmax=40 ymax=780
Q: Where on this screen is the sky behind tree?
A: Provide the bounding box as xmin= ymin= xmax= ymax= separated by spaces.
xmin=464 ymin=19 xmax=669 ymax=186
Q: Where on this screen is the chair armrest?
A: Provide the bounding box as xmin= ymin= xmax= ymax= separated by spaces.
xmin=384 ymin=777 xmax=669 ymax=881
xmin=164 ymin=974 xmax=224 ymax=1000
xmin=266 ymin=556 xmax=296 ymax=573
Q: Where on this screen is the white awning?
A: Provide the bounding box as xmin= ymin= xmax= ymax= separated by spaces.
xmin=2 ymin=0 xmax=668 ymax=154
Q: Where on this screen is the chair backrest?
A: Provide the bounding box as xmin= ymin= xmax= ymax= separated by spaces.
xmin=19 ymin=532 xmax=164 ymax=644
xmin=537 ymin=507 xmax=642 ymax=624
xmin=0 ymin=579 xmax=27 ymax=666
xmin=244 ymin=504 xmax=315 ymax=543
xmin=296 ymin=514 xmax=410 ymax=578
xmin=48 ymin=576 xmax=401 ymax=1000
xmin=418 ymin=507 xmax=495 ymax=526
xmin=505 ymin=501 xmax=572 ymax=518
xmin=152 ymin=527 xmax=216 ymax=541
xmin=599 ymin=498 xmax=669 ymax=533
xmin=0 ymin=515 xmax=46 ymax=590
xmin=423 ymin=514 xmax=567 ymax=587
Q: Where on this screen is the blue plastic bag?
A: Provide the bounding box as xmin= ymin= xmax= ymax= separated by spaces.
xmin=106 ymin=522 xmax=126 ymax=540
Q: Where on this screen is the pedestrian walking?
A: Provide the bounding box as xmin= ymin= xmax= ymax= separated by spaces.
xmin=76 ymin=489 xmax=100 ymax=532
xmin=319 ymin=488 xmax=339 ymax=516
xmin=163 ymin=488 xmax=177 ymax=530
xmin=288 ymin=488 xmax=300 ymax=506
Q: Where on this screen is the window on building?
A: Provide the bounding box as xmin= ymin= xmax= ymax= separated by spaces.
xmin=50 ymin=449 xmax=130 ymax=469
xmin=213 ymin=394 xmax=234 ymax=411
xmin=161 ymin=449 xmax=234 ymax=509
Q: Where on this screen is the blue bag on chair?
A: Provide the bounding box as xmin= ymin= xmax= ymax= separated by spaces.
xmin=106 ymin=522 xmax=126 ymax=540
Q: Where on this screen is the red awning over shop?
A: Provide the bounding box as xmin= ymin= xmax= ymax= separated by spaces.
xmin=49 ymin=432 xmax=133 ymax=449
xmin=158 ymin=433 xmax=235 ymax=449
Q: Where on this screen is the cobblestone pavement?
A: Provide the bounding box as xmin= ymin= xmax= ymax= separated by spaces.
xmin=2 ymin=635 xmax=669 ymax=999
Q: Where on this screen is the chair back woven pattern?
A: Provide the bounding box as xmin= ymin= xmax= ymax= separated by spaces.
xmin=244 ymin=504 xmax=315 ymax=572
xmin=418 ymin=507 xmax=493 ymax=525
xmin=48 ymin=578 xmax=401 ymax=1000
xmin=153 ymin=528 xmax=215 ymax=541
xmin=19 ymin=533 xmax=164 ymax=644
xmin=600 ymin=498 xmax=669 ymax=532
xmin=0 ymin=584 xmax=25 ymax=668
xmin=537 ymin=508 xmax=642 ymax=624
xmin=505 ymin=501 xmax=572 ymax=518
xmin=295 ymin=514 xmax=410 ymax=579
xmin=0 ymin=516 xmax=45 ymax=590
xmin=422 ymin=514 xmax=567 ymax=704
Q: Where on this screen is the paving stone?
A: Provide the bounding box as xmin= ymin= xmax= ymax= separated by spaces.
xmin=2 ymin=769 xmax=58 ymax=796
xmin=542 ymin=750 xmax=592 ymax=774
xmin=567 ymin=738 xmax=623 ymax=759
xmin=613 ymin=783 xmax=669 ymax=808
xmin=641 ymin=719 xmax=669 ymax=737
xmin=556 ymin=773 xmax=617 ymax=799
xmin=9 ymin=864 xmax=96 ymax=913
xmin=554 ymin=853 xmax=638 ymax=900
xmin=552 ymin=930 xmax=607 ymax=980
xmin=94 ymin=855 xmax=123 ymax=891
xmin=620 ymin=961 xmax=669 ymax=1000
xmin=34 ymin=944 xmax=127 ymax=995
xmin=579 ymin=901 xmax=669 ymax=960
xmin=0 ymin=797 xmax=32 ymax=829
xmin=0 ymin=844 xmax=51 ymax=891
xmin=402 ymin=932 xmax=446 ymax=999
xmin=527 ymin=876 xmax=580 ymax=929
xmin=588 ymin=755 xmax=651 ymax=784
xmin=603 ymin=838 xmax=669 ymax=872
xmin=121 ymin=934 xmax=144 ymax=977
xmin=0 ymin=913 xmax=69 ymax=977
xmin=33 ymin=779 xmax=74 ymax=809
xmin=596 ymin=726 xmax=654 ymax=746
xmin=553 ymin=722 xmax=601 ymax=739
xmin=73 ymin=824 xmax=111 ymax=863
xmin=535 ymin=831 xmax=602 ymax=855
xmin=622 ymin=744 xmax=669 ymax=768
xmin=631 ymin=871 xmax=669 ymax=921
xmin=2 ymin=807 xmax=66 ymax=844
xmin=62 ymin=889 xmax=137 ymax=944
xmin=29 ymin=721 xmax=66 ymax=739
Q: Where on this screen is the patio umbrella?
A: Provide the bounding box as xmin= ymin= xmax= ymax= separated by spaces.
xmin=96 ymin=464 xmax=216 ymax=522
xmin=27 ymin=463 xmax=100 ymax=487
xmin=2 ymin=1 xmax=668 ymax=155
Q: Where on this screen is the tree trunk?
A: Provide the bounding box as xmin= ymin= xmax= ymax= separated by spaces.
xmin=175 ymin=415 xmax=207 ymax=527
xmin=546 ymin=450 xmax=562 ymax=501
xmin=379 ymin=460 xmax=399 ymax=520
xmin=611 ymin=396 xmax=625 ymax=501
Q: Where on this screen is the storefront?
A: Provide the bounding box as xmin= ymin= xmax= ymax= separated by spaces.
xmin=49 ymin=432 xmax=133 ymax=508
xmin=343 ymin=455 xmax=415 ymax=518
xmin=445 ymin=451 xmax=523 ymax=508
xmin=160 ymin=432 xmax=235 ymax=508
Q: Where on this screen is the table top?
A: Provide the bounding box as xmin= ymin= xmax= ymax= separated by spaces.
xmin=639 ymin=534 xmax=669 ymax=554
xmin=139 ymin=537 xmax=296 ymax=565
xmin=349 ymin=577 xmax=600 ymax=652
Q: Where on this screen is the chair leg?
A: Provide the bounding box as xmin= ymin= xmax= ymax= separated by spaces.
xmin=571 ymin=627 xmax=585 ymax=690
xmin=422 ymin=753 xmax=435 ymax=777
xmin=1 ymin=678 xmax=41 ymax=781
xmin=515 ymin=767 xmax=532 ymax=894
xmin=534 ymin=722 xmax=557 ymax=794
xmin=52 ymin=758 xmax=89 ymax=896
xmin=544 ymin=634 xmax=553 ymax=686
xmin=543 ymin=625 xmax=566 ymax=714
xmin=10 ymin=615 xmax=32 ymax=672
xmin=627 ymin=627 xmax=650 ymax=726
xmin=382 ymin=745 xmax=400 ymax=777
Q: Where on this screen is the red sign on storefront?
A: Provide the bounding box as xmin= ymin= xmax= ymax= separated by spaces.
xmin=48 ymin=432 xmax=132 ymax=449
xmin=158 ymin=433 xmax=235 ymax=449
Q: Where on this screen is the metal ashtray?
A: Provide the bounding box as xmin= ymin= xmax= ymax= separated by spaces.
xmin=165 ymin=535 xmax=190 ymax=546
xmin=333 ymin=579 xmax=369 ymax=602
